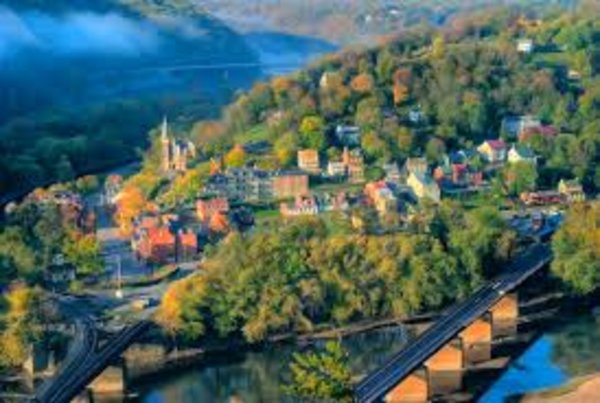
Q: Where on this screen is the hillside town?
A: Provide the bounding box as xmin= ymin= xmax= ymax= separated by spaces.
xmin=91 ymin=111 xmax=586 ymax=268
xmin=4 ymin=5 xmax=600 ymax=402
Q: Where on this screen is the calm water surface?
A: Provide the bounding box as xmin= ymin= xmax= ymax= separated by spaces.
xmin=139 ymin=314 xmax=600 ymax=403
xmin=481 ymin=313 xmax=600 ymax=402
xmin=139 ymin=326 xmax=409 ymax=403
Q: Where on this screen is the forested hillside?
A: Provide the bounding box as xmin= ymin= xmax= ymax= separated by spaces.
xmin=200 ymin=0 xmax=576 ymax=44
xmin=150 ymin=3 xmax=600 ymax=345
xmin=170 ymin=4 xmax=600 ymax=202
xmin=0 ymin=0 xmax=259 ymax=199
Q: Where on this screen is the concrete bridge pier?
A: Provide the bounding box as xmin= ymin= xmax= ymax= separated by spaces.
xmin=425 ymin=342 xmax=464 ymax=395
xmin=384 ymin=370 xmax=429 ymax=402
xmin=89 ymin=364 xmax=126 ymax=397
xmin=490 ymin=293 xmax=519 ymax=338
xmin=373 ymin=294 xmax=523 ymax=402
xmin=460 ymin=318 xmax=493 ymax=364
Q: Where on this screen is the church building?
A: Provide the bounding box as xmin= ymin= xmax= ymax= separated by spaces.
xmin=160 ymin=117 xmax=196 ymax=174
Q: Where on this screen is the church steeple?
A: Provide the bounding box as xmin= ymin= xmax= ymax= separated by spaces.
xmin=161 ymin=116 xmax=169 ymax=143
xmin=161 ymin=116 xmax=171 ymax=173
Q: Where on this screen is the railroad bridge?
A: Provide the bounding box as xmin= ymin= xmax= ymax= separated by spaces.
xmin=355 ymin=244 xmax=552 ymax=403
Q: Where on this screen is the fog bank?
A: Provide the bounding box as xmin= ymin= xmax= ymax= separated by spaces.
xmin=0 ymin=6 xmax=162 ymax=59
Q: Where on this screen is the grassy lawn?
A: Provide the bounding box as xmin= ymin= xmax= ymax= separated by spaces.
xmin=234 ymin=124 xmax=271 ymax=145
xmin=312 ymin=181 xmax=364 ymax=194
xmin=254 ymin=208 xmax=280 ymax=225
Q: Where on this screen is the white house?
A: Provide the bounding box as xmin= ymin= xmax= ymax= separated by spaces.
xmin=327 ymin=161 xmax=347 ymax=177
xmin=508 ymin=145 xmax=537 ymax=165
xmin=407 ymin=172 xmax=441 ymax=203
xmin=478 ymin=140 xmax=507 ymax=164
xmin=517 ymin=38 xmax=534 ymax=53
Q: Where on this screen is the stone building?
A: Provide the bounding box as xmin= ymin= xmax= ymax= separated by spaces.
xmin=160 ymin=117 xmax=196 ymax=174
xmin=204 ymin=168 xmax=308 ymax=202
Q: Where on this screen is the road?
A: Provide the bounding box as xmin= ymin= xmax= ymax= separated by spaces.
xmin=35 ymin=321 xmax=151 ymax=403
xmin=354 ymin=243 xmax=553 ymax=403
xmin=35 ymin=296 xmax=98 ymax=401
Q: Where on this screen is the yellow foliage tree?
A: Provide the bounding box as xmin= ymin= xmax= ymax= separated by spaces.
xmin=224 ymin=144 xmax=246 ymax=168
xmin=115 ymin=186 xmax=148 ymax=236
xmin=156 ymin=276 xmax=208 ymax=341
xmin=0 ymin=285 xmax=43 ymax=368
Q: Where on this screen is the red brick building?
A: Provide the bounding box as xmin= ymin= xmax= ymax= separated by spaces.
xmin=209 ymin=211 xmax=230 ymax=234
xmin=272 ymin=173 xmax=309 ymax=199
xmin=197 ymin=198 xmax=230 ymax=222
xmin=138 ymin=226 xmax=176 ymax=264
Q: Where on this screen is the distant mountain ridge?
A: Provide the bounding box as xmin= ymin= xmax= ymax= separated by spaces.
xmin=196 ymin=0 xmax=577 ymax=44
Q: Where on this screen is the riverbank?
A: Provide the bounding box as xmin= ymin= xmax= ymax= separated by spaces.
xmin=126 ymin=314 xmax=430 ymax=382
xmin=521 ymin=373 xmax=600 ymax=402
xmin=121 ymin=283 xmax=572 ymax=383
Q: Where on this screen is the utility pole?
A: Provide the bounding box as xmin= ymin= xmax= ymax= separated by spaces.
xmin=115 ymin=255 xmax=123 ymax=299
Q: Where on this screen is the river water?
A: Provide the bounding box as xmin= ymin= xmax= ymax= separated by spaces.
xmin=481 ymin=313 xmax=600 ymax=402
xmin=138 ymin=313 xmax=600 ymax=403
xmin=138 ymin=326 xmax=410 ymax=403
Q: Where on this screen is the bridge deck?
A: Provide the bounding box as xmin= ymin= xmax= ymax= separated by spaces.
xmin=354 ymin=244 xmax=552 ymax=403
xmin=35 ymin=321 xmax=151 ymax=403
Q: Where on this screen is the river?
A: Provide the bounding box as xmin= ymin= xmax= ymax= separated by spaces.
xmin=481 ymin=312 xmax=600 ymax=402
xmin=136 ymin=312 xmax=600 ymax=403
xmin=137 ymin=326 xmax=410 ymax=403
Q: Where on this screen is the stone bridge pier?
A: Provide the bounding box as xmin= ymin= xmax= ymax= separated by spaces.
xmin=89 ymin=364 xmax=126 ymax=397
xmin=383 ymin=293 xmax=519 ymax=402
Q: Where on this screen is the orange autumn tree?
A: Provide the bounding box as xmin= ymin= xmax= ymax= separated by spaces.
xmin=114 ymin=186 xmax=148 ymax=236
xmin=191 ymin=120 xmax=226 ymax=147
xmin=393 ymin=83 xmax=409 ymax=105
xmin=351 ymin=73 xmax=375 ymax=93
xmin=393 ymin=68 xmax=412 ymax=105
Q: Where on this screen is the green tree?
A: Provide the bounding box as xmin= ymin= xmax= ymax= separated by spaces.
xmin=224 ymin=144 xmax=247 ymax=168
xmin=283 ymin=341 xmax=353 ymax=402
xmin=503 ymin=162 xmax=538 ymax=196
xmin=552 ymin=203 xmax=600 ymax=295
xmin=299 ymin=116 xmax=326 ymax=151
xmin=62 ymin=232 xmax=102 ymax=277
xmin=431 ymin=35 xmax=446 ymax=59
xmin=0 ymin=227 xmax=37 ymax=284
xmin=361 ymin=131 xmax=387 ymax=161
xmin=355 ymin=97 xmax=382 ymax=131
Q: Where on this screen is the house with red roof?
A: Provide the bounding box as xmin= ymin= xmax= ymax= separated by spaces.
xmin=433 ymin=163 xmax=483 ymax=188
xmin=209 ymin=211 xmax=230 ymax=234
xmin=297 ymin=149 xmax=321 ymax=174
xmin=477 ymin=139 xmax=507 ymax=164
xmin=280 ymin=195 xmax=319 ymax=217
xmin=518 ymin=125 xmax=558 ymax=143
xmin=137 ymin=226 xmax=177 ymax=264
